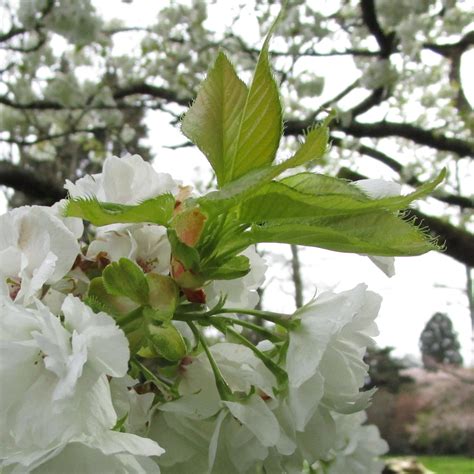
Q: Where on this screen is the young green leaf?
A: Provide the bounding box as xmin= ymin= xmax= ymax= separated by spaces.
xmin=181 ymin=53 xmax=248 ymax=187
xmin=167 ymin=229 xmax=201 ymax=271
xmin=182 ymin=17 xmax=282 ymax=187
xmin=102 ymin=258 xmax=149 ymax=304
xmin=147 ymin=323 xmax=187 ymax=362
xmin=146 ymin=273 xmax=179 ymax=318
xmin=203 ymin=255 xmax=250 ymax=280
xmin=64 ymin=193 xmax=175 ymax=226
xmin=278 ymin=114 xmax=332 ymax=170
xmin=225 ymin=32 xmax=282 ymax=182
xmin=198 ymin=118 xmax=332 ymax=214
xmin=281 ymin=168 xmax=446 ymax=209
xmin=87 ymin=277 xmax=140 ymax=317
xmin=246 ymin=211 xmax=441 ymax=256
xmin=236 ymin=170 xmax=446 ymax=222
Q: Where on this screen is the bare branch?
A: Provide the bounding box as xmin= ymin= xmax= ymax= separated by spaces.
xmin=424 ymin=30 xmax=474 ymax=57
xmin=360 ymin=0 xmax=396 ymax=58
xmin=342 ymin=121 xmax=474 ymax=158
xmin=0 ymin=161 xmax=66 ymax=203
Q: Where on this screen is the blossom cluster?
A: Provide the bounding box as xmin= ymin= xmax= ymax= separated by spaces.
xmin=0 ymin=154 xmax=391 ymax=473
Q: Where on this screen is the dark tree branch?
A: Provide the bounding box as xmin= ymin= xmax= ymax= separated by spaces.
xmin=0 ymin=27 xmax=26 ymax=43
xmin=331 ymin=137 xmax=402 ymax=173
xmin=285 ymin=117 xmax=473 ymax=157
xmin=341 ymin=121 xmax=473 ymax=157
xmin=424 ymin=30 xmax=474 ymax=57
xmin=348 ymin=87 xmax=387 ymax=118
xmin=1 ymin=126 xmax=112 ymax=146
xmin=337 ymin=168 xmax=474 ymax=267
xmin=0 ymin=161 xmax=66 ymax=203
xmin=0 ymin=31 xmax=47 ymax=53
xmin=407 ymin=208 xmax=474 ymax=268
xmin=360 ymin=0 xmax=396 ymax=58
xmin=0 ymin=83 xmax=192 ymax=111
xmin=112 ymin=83 xmax=190 ymax=107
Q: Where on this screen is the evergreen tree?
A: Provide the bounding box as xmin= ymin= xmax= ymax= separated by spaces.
xmin=364 ymin=346 xmax=413 ymax=393
xmin=419 ymin=312 xmax=463 ymax=368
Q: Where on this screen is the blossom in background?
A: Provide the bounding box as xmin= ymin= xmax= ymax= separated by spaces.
xmin=65 ymin=154 xmax=178 ymax=205
xmin=0 ymin=206 xmax=80 ymax=305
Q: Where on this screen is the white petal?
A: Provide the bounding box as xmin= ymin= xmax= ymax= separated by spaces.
xmin=353 ymin=178 xmax=401 ymax=198
xmin=223 ymin=396 xmax=280 ymax=447
xmin=367 ymin=255 xmax=396 ymax=277
xmin=91 ymin=430 xmax=164 ymax=457
xmin=61 ymin=295 xmax=129 ymax=377
xmin=288 ymin=371 xmax=324 ymax=431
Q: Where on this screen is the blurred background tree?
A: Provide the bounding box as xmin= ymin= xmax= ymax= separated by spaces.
xmin=0 ymin=0 xmax=472 ymax=262
xmin=420 ymin=311 xmax=464 ymax=368
xmin=364 ymin=346 xmax=414 ymax=393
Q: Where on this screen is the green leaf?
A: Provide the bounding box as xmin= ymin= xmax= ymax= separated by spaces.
xmin=198 ymin=118 xmax=332 ymax=214
xmin=87 ymin=277 xmax=139 ymax=317
xmin=181 ymin=52 xmax=248 ymax=187
xmin=147 ymin=323 xmax=187 ymax=362
xmin=204 ymin=255 xmax=250 ymax=280
xmin=225 ymin=33 xmax=282 ymax=182
xmin=114 ymin=306 xmax=150 ymax=353
xmin=182 ymin=21 xmax=282 ymax=186
xmin=282 ymin=168 xmax=446 ymax=211
xmin=236 ymin=170 xmax=446 ymax=223
xmin=146 ymin=273 xmax=179 ymax=319
xmin=112 ymin=413 xmax=128 ymax=433
xmin=102 ymin=258 xmax=149 ymax=304
xmin=167 ymin=229 xmax=200 ymax=271
xmin=245 ymin=211 xmax=440 ymax=256
xmin=64 ymin=193 xmax=175 ymax=226
xmin=279 ymin=114 xmax=332 ymax=170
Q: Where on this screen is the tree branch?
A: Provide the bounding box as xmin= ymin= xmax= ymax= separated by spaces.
xmin=112 ymin=83 xmax=190 ymax=107
xmin=0 ymin=161 xmax=66 ymax=203
xmin=285 ymin=117 xmax=473 ymax=157
xmin=360 ymin=0 xmax=396 ymax=58
xmin=341 ymin=121 xmax=473 ymax=157
xmin=0 ymin=83 xmax=192 ymax=111
xmin=0 ymin=27 xmax=26 ymax=43
xmin=424 ymin=30 xmax=474 ymax=57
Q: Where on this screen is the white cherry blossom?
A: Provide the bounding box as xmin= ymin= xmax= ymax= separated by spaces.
xmin=65 ymin=154 xmax=177 ymax=205
xmin=287 ymin=284 xmax=380 ymax=414
xmin=0 ymin=294 xmax=163 ymax=472
xmin=87 ymin=224 xmax=171 ymax=274
xmin=0 ymin=206 xmax=80 ymax=304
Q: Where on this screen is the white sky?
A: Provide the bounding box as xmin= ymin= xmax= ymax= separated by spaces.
xmin=0 ymin=0 xmax=472 ymax=364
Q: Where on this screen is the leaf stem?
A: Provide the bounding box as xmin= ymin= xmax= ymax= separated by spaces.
xmin=187 ymin=321 xmax=234 ymax=401
xmin=212 ymin=316 xmax=281 ymax=342
xmin=130 ymin=358 xmax=175 ymax=397
xmin=216 ymin=307 xmax=296 ymax=329
xmin=213 ymin=321 xmax=287 ymax=388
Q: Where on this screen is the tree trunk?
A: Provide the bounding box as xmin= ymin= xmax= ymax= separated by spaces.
xmin=290 ymin=244 xmax=303 ymax=309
